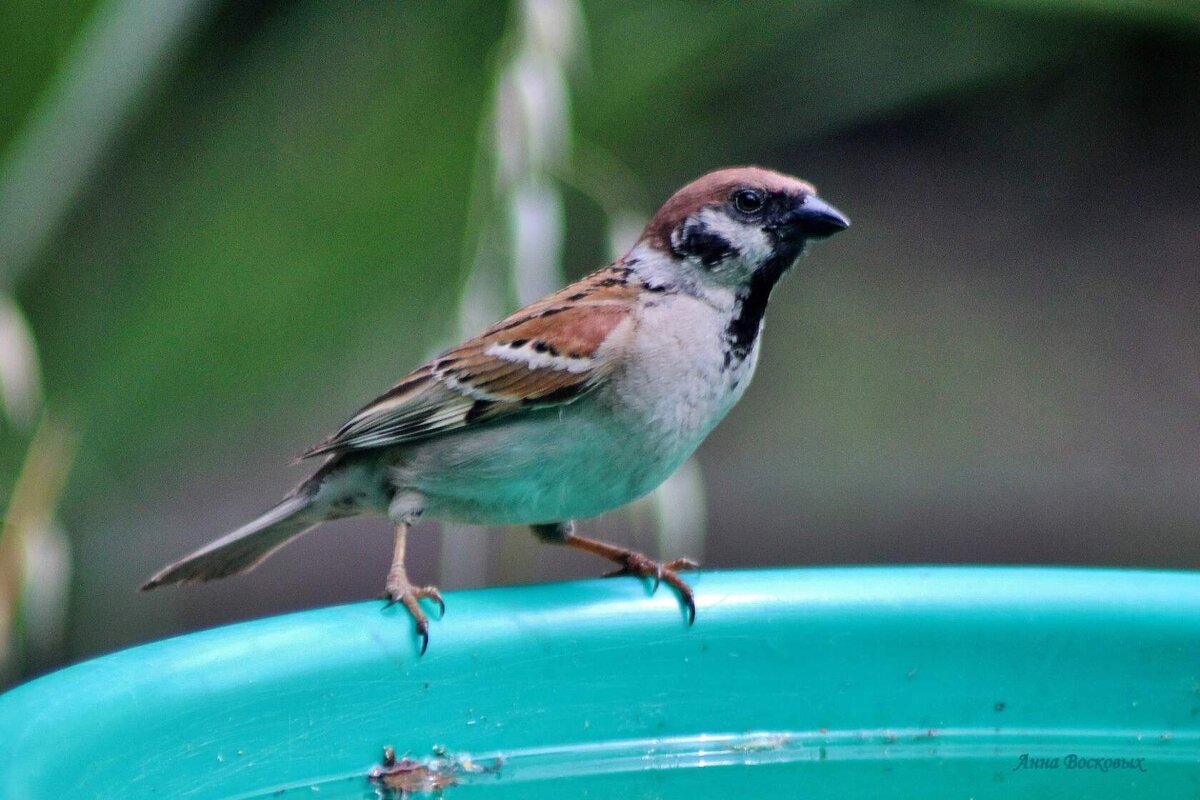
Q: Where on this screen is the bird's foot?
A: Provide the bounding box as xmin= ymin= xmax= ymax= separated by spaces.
xmin=382 ymin=578 xmax=445 ymax=655
xmin=603 ymin=551 xmax=699 ymax=624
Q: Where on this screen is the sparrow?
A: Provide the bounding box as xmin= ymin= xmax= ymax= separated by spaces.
xmin=142 ymin=166 xmax=849 ymax=653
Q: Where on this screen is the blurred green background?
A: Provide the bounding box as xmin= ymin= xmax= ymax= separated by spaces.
xmin=1 ymin=0 xmax=1197 ymax=687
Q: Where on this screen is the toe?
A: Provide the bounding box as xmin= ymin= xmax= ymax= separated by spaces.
xmin=401 ymin=599 xmax=432 ymax=656
xmin=650 ymin=563 xmax=663 ymax=592
xmin=420 ymin=586 xmax=446 ymax=618
xmin=381 ymin=583 xmax=437 ymax=655
xmin=660 ymin=569 xmax=697 ymax=625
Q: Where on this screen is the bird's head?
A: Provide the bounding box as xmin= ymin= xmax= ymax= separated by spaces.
xmin=637 ymin=166 xmax=849 ymax=294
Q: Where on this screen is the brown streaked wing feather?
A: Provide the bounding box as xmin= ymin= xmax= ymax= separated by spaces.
xmin=298 ymin=267 xmax=639 ymax=459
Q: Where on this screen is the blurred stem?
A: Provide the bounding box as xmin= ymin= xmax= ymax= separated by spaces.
xmin=552 ymin=140 xmax=651 ymax=221
xmin=1 ymin=414 xmax=77 ymax=672
xmin=440 ymin=0 xmax=582 ymax=589
xmin=0 ymin=294 xmax=44 ymax=430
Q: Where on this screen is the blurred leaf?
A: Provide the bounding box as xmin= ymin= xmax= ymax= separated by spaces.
xmin=13 ymin=1 xmax=506 ymax=656
xmin=0 ymin=0 xmax=216 ymax=287
xmin=990 ymin=0 xmax=1200 ymax=28
xmin=20 ymin=2 xmax=507 ymax=487
xmin=0 ymin=0 xmax=101 ymax=154
xmin=576 ymin=0 xmax=1120 ymax=181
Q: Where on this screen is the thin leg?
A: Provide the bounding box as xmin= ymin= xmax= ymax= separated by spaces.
xmin=383 ymin=521 xmax=444 ymax=655
xmin=532 ymin=522 xmax=700 ymax=624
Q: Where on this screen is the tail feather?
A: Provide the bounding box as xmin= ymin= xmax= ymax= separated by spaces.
xmin=141 ymin=493 xmax=317 ymax=591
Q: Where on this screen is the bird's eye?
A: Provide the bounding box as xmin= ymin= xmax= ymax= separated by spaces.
xmin=732 ymin=189 xmax=764 ymax=215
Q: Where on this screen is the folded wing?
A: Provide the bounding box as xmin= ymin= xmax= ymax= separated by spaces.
xmin=300 ymin=269 xmax=638 ymax=459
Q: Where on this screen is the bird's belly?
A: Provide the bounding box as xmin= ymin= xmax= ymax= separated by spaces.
xmin=390 ymin=398 xmax=690 ymax=525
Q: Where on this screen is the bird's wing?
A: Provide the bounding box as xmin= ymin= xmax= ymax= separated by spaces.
xmin=299 ymin=267 xmax=640 ymax=459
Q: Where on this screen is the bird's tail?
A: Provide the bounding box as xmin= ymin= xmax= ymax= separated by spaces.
xmin=141 ymin=491 xmax=320 ymax=591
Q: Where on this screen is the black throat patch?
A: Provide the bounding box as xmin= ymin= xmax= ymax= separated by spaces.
xmin=724 ymin=242 xmax=801 ymax=363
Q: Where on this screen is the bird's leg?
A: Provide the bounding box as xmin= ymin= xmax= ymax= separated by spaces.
xmin=531 ymin=521 xmax=699 ymax=624
xmin=383 ymin=521 xmax=444 ymax=655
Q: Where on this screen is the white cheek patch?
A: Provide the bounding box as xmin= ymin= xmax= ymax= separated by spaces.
xmin=484 ymin=341 xmax=594 ymax=373
xmin=695 ymin=207 xmax=774 ymax=266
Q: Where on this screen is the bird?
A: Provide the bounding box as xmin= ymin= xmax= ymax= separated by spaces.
xmin=142 ymin=166 xmax=849 ymax=653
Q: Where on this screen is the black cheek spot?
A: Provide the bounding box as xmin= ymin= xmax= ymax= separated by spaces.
xmin=675 ymin=221 xmax=736 ymax=267
xmin=509 ymin=339 xmax=528 ymax=348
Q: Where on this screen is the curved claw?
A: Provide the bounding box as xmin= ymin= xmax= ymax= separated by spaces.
xmin=416 ymin=625 xmax=429 ymax=656
xmin=423 ymin=586 xmax=446 ymax=619
xmin=382 ymin=583 xmax=444 ymax=656
xmin=599 ymin=551 xmax=698 ymax=624
xmin=680 ymin=584 xmax=696 ymax=626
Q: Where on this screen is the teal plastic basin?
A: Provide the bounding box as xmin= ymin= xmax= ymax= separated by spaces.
xmin=1 ymin=567 xmax=1198 ymax=798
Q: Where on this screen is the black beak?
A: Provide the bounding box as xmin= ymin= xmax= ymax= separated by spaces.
xmin=776 ymin=195 xmax=850 ymax=240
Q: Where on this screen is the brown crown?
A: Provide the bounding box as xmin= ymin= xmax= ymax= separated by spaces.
xmin=639 ymin=166 xmax=816 ymax=251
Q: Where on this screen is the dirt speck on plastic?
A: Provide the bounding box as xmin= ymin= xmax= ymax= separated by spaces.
xmin=368 ymin=745 xmax=501 ymax=797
